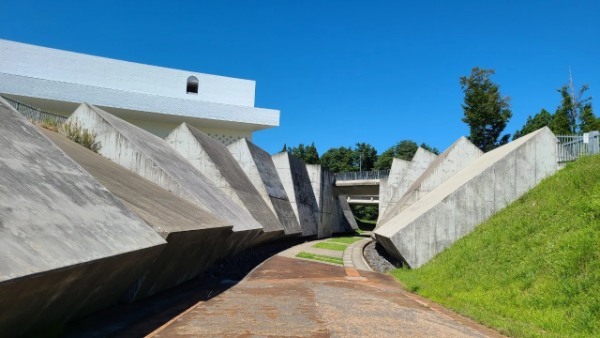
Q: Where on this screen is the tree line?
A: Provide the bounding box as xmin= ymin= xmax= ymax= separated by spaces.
xmin=281 ymin=140 xmax=439 ymax=173
xmin=283 ymin=67 xmax=597 ymax=174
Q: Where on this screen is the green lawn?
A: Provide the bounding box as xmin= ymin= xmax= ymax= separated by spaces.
xmin=312 ymin=242 xmax=347 ymax=251
xmin=391 ymin=155 xmax=600 ymax=338
xmin=296 ymin=252 xmax=343 ymax=265
xmin=328 ymin=236 xmax=363 ymax=245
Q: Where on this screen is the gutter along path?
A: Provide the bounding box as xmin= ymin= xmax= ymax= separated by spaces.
xmin=148 ymin=239 xmax=503 ymax=337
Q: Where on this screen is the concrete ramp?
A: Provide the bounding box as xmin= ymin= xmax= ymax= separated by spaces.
xmin=378 ymin=149 xmax=437 ymax=225
xmin=41 ymin=129 xmax=233 ymax=301
xmin=380 ymin=137 xmax=483 ymax=224
xmin=272 ymin=152 xmax=319 ymax=236
xmin=165 ymin=123 xmax=284 ymax=243
xmin=378 ymin=158 xmax=410 ymax=217
xmin=68 ymin=103 xmax=264 ymax=252
xmin=374 ymin=128 xmax=558 ymax=268
xmin=0 ymin=98 xmax=166 ymax=335
xmin=306 ymin=164 xmax=336 ymax=238
xmin=227 ymin=138 xmax=302 ymax=236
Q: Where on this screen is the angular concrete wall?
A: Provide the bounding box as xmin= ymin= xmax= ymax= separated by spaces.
xmin=374 ymin=128 xmax=558 ymax=268
xmin=380 ymin=137 xmax=483 ymax=223
xmin=227 ymin=138 xmax=302 ymax=236
xmin=41 ymin=129 xmax=233 ymax=301
xmin=334 ymin=195 xmax=360 ymax=233
xmin=272 ymin=152 xmax=319 ymax=236
xmin=378 ymin=158 xmax=410 ymax=217
xmin=378 ymin=149 xmax=437 ymax=225
xmin=306 ymin=164 xmax=336 ymax=238
xmin=165 ymin=123 xmax=284 ymax=243
xmin=68 ymin=103 xmax=264 ymax=252
xmin=0 ymin=98 xmax=166 ymax=335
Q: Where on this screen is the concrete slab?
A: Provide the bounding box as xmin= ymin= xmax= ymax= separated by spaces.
xmin=272 ymin=152 xmax=319 ymax=236
xmin=379 ymin=137 xmax=483 ymax=224
xmin=165 ymin=123 xmax=284 ymax=243
xmin=68 ymin=103 xmax=264 ymax=253
xmin=41 ymin=129 xmax=233 ymax=301
xmin=227 ymin=138 xmax=302 ymax=236
xmin=379 ymin=148 xmax=437 ymax=225
xmin=334 ymin=195 xmax=360 ymax=233
xmin=306 ymin=164 xmax=338 ymax=238
xmin=378 ymin=158 xmax=410 ymax=217
xmin=0 ymin=97 xmax=166 ymax=335
xmin=374 ymin=128 xmax=558 ymax=268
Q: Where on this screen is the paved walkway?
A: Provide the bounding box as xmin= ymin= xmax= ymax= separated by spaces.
xmin=148 ymin=241 xmax=504 ymax=337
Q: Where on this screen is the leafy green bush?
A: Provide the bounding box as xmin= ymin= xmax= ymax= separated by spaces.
xmin=60 ymin=121 xmax=101 ymax=153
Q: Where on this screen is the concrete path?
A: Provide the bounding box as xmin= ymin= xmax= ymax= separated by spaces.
xmin=148 ymin=242 xmax=504 ymax=338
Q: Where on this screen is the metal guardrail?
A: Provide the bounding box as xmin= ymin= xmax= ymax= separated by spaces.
xmin=556 ymin=132 xmax=600 ymax=163
xmin=334 ymin=170 xmax=390 ymax=181
xmin=2 ymin=95 xmax=68 ymax=125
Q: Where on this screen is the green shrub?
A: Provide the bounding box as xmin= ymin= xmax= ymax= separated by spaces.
xmin=60 ymin=121 xmax=101 ymax=153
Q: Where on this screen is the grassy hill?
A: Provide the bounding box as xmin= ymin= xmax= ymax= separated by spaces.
xmin=391 ymin=155 xmax=600 ymax=338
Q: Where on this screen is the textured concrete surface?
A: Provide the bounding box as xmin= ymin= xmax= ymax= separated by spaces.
xmin=272 ymin=152 xmax=319 ymax=236
xmin=379 ymin=137 xmax=483 ymax=225
xmin=149 ymin=254 xmax=503 ymax=338
xmin=379 ymin=148 xmax=437 ymax=225
xmin=379 ymin=158 xmax=410 ymax=217
xmin=68 ymin=103 xmax=264 ymax=252
xmin=42 ymin=128 xmax=234 ymax=301
xmin=306 ymin=164 xmax=337 ymax=238
xmin=228 ymin=138 xmax=302 ymax=236
xmin=334 ymin=194 xmax=360 ymax=233
xmin=166 ymin=123 xmax=284 ymax=244
xmin=0 ymin=97 xmax=166 ymax=335
xmin=375 ymin=128 xmax=558 ymax=268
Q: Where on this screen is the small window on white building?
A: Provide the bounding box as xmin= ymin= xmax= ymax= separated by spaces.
xmin=186 ymin=76 xmax=199 ymax=94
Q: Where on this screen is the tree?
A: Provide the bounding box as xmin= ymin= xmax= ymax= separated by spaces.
xmin=281 ymin=144 xmax=287 ymax=152
xmin=420 ymin=143 xmax=440 ymax=155
xmin=374 ymin=140 xmax=418 ymax=170
xmin=320 ymin=146 xmax=356 ymax=172
xmin=513 ymin=109 xmax=554 ymax=140
xmin=288 ymin=142 xmax=320 ymax=164
xmin=354 ymin=142 xmax=377 ymax=171
xmin=552 ymin=85 xmax=592 ymax=134
xmin=579 ymin=104 xmax=599 ymax=133
xmin=460 ymin=67 xmax=512 ymax=152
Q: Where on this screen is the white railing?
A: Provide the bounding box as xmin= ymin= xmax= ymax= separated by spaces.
xmin=334 ymin=170 xmax=390 ymax=181
xmin=556 ymin=131 xmax=600 ymax=163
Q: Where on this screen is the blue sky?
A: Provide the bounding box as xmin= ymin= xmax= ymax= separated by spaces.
xmin=1 ymin=1 xmax=598 ymax=155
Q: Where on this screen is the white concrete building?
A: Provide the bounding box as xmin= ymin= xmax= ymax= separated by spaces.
xmin=0 ymin=39 xmax=279 ymax=144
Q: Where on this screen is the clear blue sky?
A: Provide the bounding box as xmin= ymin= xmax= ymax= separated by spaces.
xmin=1 ymin=1 xmax=598 ymax=155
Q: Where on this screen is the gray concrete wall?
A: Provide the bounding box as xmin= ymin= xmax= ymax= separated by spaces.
xmin=380 ymin=137 xmax=483 ymax=223
xmin=165 ymin=123 xmax=284 ymax=243
xmin=228 ymin=138 xmax=302 ymax=236
xmin=0 ymin=98 xmax=166 ymax=335
xmin=41 ymin=129 xmax=233 ymax=301
xmin=374 ymin=128 xmax=558 ymax=268
xmin=306 ymin=164 xmax=336 ymax=238
xmin=68 ymin=103 xmax=264 ymax=252
xmin=272 ymin=152 xmax=319 ymax=236
xmin=379 ymin=148 xmax=437 ymax=225
xmin=334 ymin=195 xmax=360 ymax=233
xmin=378 ymin=158 xmax=410 ymax=217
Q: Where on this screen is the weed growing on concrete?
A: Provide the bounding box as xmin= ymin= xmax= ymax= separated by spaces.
xmin=36 ymin=118 xmax=61 ymax=132
xmin=60 ymin=121 xmax=101 ymax=153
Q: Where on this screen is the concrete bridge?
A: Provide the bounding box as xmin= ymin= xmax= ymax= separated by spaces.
xmin=334 ymin=170 xmax=388 ymax=204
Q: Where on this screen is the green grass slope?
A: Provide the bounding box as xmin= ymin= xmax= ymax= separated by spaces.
xmin=391 ymin=155 xmax=600 ymax=338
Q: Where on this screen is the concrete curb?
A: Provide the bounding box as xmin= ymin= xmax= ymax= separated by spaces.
xmin=343 ymin=238 xmax=373 ymax=273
